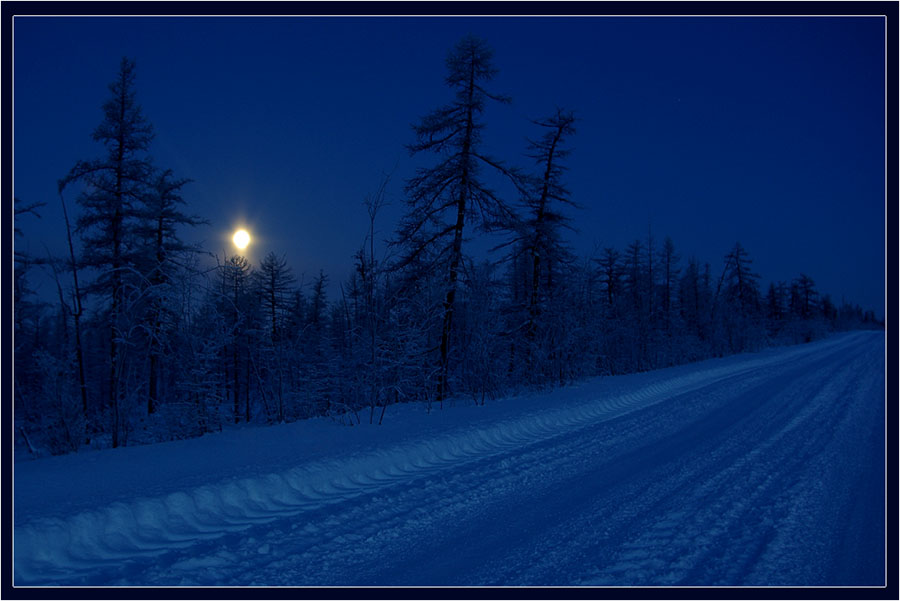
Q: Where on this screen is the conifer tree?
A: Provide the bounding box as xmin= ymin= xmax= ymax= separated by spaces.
xmin=59 ymin=57 xmax=155 ymax=447
xmin=793 ymin=274 xmax=818 ymax=320
xmin=658 ymin=236 xmax=681 ymax=333
xmin=395 ymin=35 xmax=519 ymax=404
xmin=255 ymin=252 xmax=295 ymax=422
xmin=596 ymin=247 xmax=622 ymax=316
xmin=138 ymin=169 xmax=204 ymax=414
xmin=520 ymin=109 xmax=577 ymax=340
xmin=219 ymin=255 xmax=252 ymax=423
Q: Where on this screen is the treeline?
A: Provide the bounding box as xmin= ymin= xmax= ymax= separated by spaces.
xmin=13 ymin=38 xmax=881 ymax=457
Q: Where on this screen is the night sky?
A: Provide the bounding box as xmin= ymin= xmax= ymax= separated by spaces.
xmin=13 ymin=15 xmax=886 ymax=317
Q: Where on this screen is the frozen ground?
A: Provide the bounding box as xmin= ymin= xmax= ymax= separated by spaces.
xmin=14 ymin=331 xmax=886 ymax=586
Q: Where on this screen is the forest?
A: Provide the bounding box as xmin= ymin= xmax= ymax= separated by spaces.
xmin=13 ymin=36 xmax=883 ymax=457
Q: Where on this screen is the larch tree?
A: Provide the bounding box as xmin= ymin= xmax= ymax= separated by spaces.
xmin=59 ymin=57 xmax=155 ymax=448
xmin=255 ymin=251 xmax=295 ymax=422
xmin=395 ymin=35 xmax=519 ymax=404
xmin=658 ymin=236 xmax=681 ymax=334
xmin=219 ymin=254 xmax=253 ymax=423
xmin=792 ymin=274 xmax=818 ymax=320
xmin=765 ymin=281 xmax=788 ymax=337
xmin=13 ymin=199 xmax=47 ymax=442
xmin=717 ymin=242 xmax=762 ymax=352
xmin=596 ymin=247 xmax=622 ymax=317
xmin=256 ymin=252 xmax=295 ymax=344
xmin=623 ymin=240 xmax=645 ymax=314
xmin=520 ymin=109 xmax=577 ymax=341
xmin=55 ymin=191 xmax=88 ymax=424
xmin=721 ymin=242 xmax=760 ymax=315
xmin=137 ymin=169 xmax=204 ymax=415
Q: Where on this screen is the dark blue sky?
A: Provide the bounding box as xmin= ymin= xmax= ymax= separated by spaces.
xmin=14 ymin=16 xmax=885 ymax=316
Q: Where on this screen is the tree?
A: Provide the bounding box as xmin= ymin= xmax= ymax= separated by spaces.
xmin=299 ymin=270 xmax=335 ymax=418
xmin=254 ymin=252 xmax=295 ymax=422
xmin=14 ymin=198 xmax=45 ymax=262
xmin=596 ymin=247 xmax=622 ymax=316
xmin=55 ymin=191 xmax=88 ymax=423
xmin=356 ymin=179 xmax=390 ymax=423
xmin=13 ymin=198 xmax=45 ymax=352
xmin=138 ymin=169 xmax=204 ymax=414
xmin=717 ymin=242 xmax=762 ymax=352
xmin=14 ymin=199 xmax=48 ymax=442
xmin=645 ymin=226 xmax=656 ymax=324
xmin=677 ymin=256 xmax=715 ymax=359
xmin=520 ymin=109 xmax=577 ymax=334
xmin=256 ymin=252 xmax=295 ymax=344
xmin=792 ymin=274 xmax=818 ymax=320
xmin=720 ymin=242 xmax=760 ymax=314
xmin=623 ymin=239 xmax=645 ymax=314
xmin=59 ymin=57 xmax=155 ymax=448
xmin=395 ymin=35 xmax=519 ymax=404
xmin=219 ymin=255 xmax=253 ymax=423
xmin=658 ymin=236 xmax=681 ymax=333
xmin=309 ymin=270 xmax=329 ymax=330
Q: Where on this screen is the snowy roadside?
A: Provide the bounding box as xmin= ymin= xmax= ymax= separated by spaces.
xmin=13 ymin=331 xmax=876 ymax=584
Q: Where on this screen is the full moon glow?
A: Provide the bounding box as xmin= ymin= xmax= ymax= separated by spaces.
xmin=233 ymin=229 xmax=251 ymax=250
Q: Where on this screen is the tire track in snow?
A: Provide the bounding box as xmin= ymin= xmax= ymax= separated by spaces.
xmin=240 ymin=333 xmax=882 ymax=587
xmin=438 ymin=336 xmax=876 ymax=586
xmin=564 ymin=334 xmax=883 ymax=586
xmin=13 ymin=333 xmax=879 ymax=585
xmin=592 ymin=358 xmax=861 ymax=585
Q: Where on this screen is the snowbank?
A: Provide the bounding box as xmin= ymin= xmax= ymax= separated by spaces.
xmin=14 ymin=332 xmax=869 ymax=584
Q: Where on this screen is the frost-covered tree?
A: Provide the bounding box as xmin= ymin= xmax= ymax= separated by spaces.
xmin=396 ymin=35 xmax=519 ymax=404
xmin=498 ymin=109 xmax=578 ymax=381
xmin=596 ymin=247 xmax=622 ymax=316
xmin=622 ymin=239 xmax=650 ymax=369
xmin=254 ymin=252 xmax=295 ymax=422
xmin=13 ymin=198 xmax=45 ymax=356
xmin=720 ymin=242 xmax=760 ymax=314
xmin=14 ymin=199 xmax=49 ymax=442
xmin=137 ymin=169 xmax=204 ymax=414
xmin=218 ymin=255 xmax=254 ymax=423
xmin=59 ymin=57 xmax=155 ymax=447
xmin=256 ymin=252 xmax=295 ymax=343
xmin=302 ymin=270 xmax=334 ymax=416
xmin=716 ymin=242 xmax=762 ymax=352
xmin=348 ymin=180 xmax=393 ymax=423
xmin=519 ymin=109 xmax=577 ymax=336
xmin=765 ymin=281 xmax=788 ymax=337
xmin=792 ymin=274 xmax=818 ymax=320
xmin=658 ymin=236 xmax=681 ymax=334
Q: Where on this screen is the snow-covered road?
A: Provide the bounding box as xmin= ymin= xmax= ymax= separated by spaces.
xmin=14 ymin=331 xmax=885 ymax=586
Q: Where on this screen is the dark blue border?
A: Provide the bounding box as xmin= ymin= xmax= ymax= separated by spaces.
xmin=4 ymin=1 xmax=896 ymax=600
xmin=0 ymin=1 xmax=897 ymax=17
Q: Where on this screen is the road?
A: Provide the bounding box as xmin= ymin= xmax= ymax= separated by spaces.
xmin=15 ymin=332 xmax=886 ymax=586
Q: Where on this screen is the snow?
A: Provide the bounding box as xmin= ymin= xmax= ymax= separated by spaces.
xmin=13 ymin=331 xmax=886 ymax=586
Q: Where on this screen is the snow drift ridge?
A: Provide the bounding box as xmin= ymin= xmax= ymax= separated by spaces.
xmin=14 ymin=334 xmax=859 ymax=584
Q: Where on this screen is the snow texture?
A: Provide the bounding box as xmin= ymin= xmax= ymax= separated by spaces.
xmin=14 ymin=331 xmax=885 ymax=586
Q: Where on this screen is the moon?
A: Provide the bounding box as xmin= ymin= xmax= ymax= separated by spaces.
xmin=233 ymin=229 xmax=251 ymax=250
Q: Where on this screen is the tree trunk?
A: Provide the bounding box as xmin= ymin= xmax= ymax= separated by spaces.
xmin=436 ymin=62 xmax=476 ymax=406
xmin=59 ymin=192 xmax=89 ymax=425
